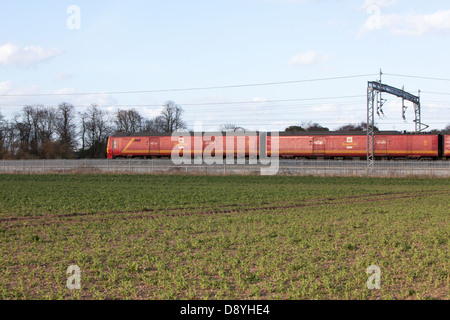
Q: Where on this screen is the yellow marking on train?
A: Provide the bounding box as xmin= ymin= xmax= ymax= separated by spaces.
xmin=121 ymin=139 xmax=135 ymax=153
xmin=118 ymin=146 xmax=437 ymax=155
xmin=121 ymin=138 xmax=149 ymax=153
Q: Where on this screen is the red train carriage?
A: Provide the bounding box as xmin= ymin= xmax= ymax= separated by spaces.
xmin=278 ymin=132 xmax=440 ymax=159
xmin=107 ymin=132 xmax=441 ymax=160
xmin=107 ymin=133 xmax=267 ymax=159
xmin=444 ymin=135 xmax=450 ymax=158
xmin=108 ymin=133 xmax=171 ymax=159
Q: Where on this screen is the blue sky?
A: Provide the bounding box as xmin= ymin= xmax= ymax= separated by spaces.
xmin=0 ymin=0 xmax=449 ymax=131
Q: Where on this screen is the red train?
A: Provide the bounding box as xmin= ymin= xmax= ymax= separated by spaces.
xmin=445 ymin=134 xmax=450 ymax=158
xmin=107 ymin=132 xmax=450 ymax=160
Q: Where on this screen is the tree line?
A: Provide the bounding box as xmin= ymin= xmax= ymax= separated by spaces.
xmin=0 ymin=101 xmax=186 ymax=159
xmin=284 ymin=121 xmax=449 ymax=134
xmin=284 ymin=121 xmax=377 ymax=132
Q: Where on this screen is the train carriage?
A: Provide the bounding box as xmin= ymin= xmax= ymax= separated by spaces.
xmin=107 ymin=133 xmax=266 ymax=159
xmin=107 ymin=132 xmax=443 ymax=160
xmin=444 ymin=135 xmax=450 ymax=158
xmin=277 ymin=132 xmax=440 ymax=159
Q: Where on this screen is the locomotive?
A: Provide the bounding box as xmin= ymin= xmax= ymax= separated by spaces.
xmin=107 ymin=131 xmax=450 ymax=160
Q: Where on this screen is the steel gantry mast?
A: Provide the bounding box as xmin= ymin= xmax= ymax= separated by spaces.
xmin=367 ymin=85 xmax=376 ymax=167
xmin=366 ymin=71 xmax=426 ymax=167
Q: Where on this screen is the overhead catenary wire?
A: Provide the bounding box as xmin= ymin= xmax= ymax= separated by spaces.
xmin=0 ymin=74 xmax=377 ymax=97
xmin=181 ymin=121 xmax=450 ymax=126
xmin=2 ymin=72 xmax=447 ymax=99
xmin=2 ymin=101 xmax=450 ymax=112
xmin=384 ymin=73 xmax=450 ymax=82
xmin=2 ymin=72 xmax=449 ymax=107
xmin=422 ymin=91 xmax=450 ymax=96
xmin=0 ymin=71 xmax=447 ymax=130
xmin=377 ymin=72 xmax=450 ymax=100
xmin=0 ymin=95 xmax=367 ymax=109
xmin=187 ymin=119 xmax=449 ymax=124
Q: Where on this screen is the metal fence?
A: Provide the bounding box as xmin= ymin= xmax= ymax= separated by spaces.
xmin=1 ymin=159 xmax=449 ymax=177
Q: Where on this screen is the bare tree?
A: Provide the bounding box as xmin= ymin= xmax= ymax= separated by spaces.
xmin=157 ymin=101 xmax=187 ymax=133
xmin=56 ymin=103 xmax=78 ymax=158
xmin=12 ymin=105 xmax=57 ymax=158
xmin=142 ymin=117 xmax=165 ymax=133
xmin=443 ymin=124 xmax=450 ymax=133
xmin=79 ymin=111 xmax=87 ymax=158
xmin=79 ymin=105 xmax=113 ymax=158
xmin=141 ymin=102 xmax=187 ymax=133
xmin=1 ymin=121 xmax=17 ymax=159
xmin=219 ymin=124 xmax=246 ymax=133
xmin=35 ymin=106 xmax=57 ymax=144
xmin=14 ymin=106 xmax=34 ymax=156
xmin=0 ymin=112 xmax=5 ymax=158
xmin=0 ymin=113 xmax=16 ymax=159
xmin=114 ymin=109 xmax=144 ymax=133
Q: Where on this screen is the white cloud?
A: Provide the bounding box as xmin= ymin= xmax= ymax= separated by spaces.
xmin=359 ymin=9 xmax=450 ymax=37
xmin=0 ymin=43 xmax=63 ymax=67
xmin=288 ymin=51 xmax=330 ymax=66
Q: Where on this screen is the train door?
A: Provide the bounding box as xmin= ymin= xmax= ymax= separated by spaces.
xmin=312 ymin=138 xmax=326 ymax=156
xmin=112 ymin=138 xmax=118 ymax=157
xmin=376 ymin=137 xmax=388 ymax=157
xmin=149 ymin=137 xmax=160 ymax=157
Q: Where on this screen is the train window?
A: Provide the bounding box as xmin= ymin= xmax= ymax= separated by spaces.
xmin=113 ymin=140 xmax=117 ymax=149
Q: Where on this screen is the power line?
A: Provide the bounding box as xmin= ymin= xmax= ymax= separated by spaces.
xmin=172 ymin=95 xmax=365 ymax=106
xmin=3 ymin=102 xmax=450 ymax=114
xmin=0 ymin=74 xmax=377 ymax=97
xmin=186 ymin=121 xmax=450 ymax=126
xmin=422 ymin=91 xmax=450 ymax=96
xmin=3 ymin=72 xmax=449 ymax=99
xmin=384 ymin=73 xmax=450 ymax=82
xmin=0 ymin=95 xmax=366 ymax=109
xmin=188 ymin=102 xmax=365 ymax=113
xmin=2 ymin=102 xmax=449 ymax=116
xmin=189 ymin=117 xmax=449 ymax=126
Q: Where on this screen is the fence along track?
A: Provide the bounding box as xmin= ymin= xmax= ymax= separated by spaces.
xmin=1 ymin=159 xmax=450 ymax=177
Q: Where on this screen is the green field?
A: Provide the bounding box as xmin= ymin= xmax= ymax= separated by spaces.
xmin=0 ymin=174 xmax=448 ymax=300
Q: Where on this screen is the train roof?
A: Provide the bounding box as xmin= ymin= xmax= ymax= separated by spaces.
xmin=111 ymin=130 xmax=442 ymax=137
